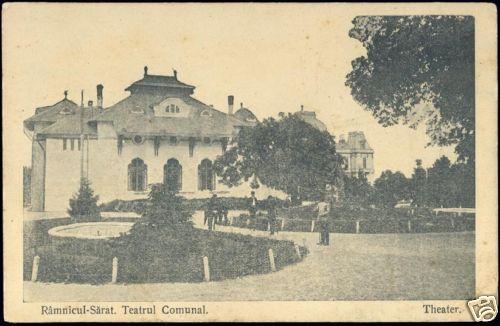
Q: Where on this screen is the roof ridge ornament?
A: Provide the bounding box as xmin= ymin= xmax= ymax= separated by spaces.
xmin=144 ymin=66 xmax=148 ymax=76
xmin=64 ymin=90 xmax=68 ymax=99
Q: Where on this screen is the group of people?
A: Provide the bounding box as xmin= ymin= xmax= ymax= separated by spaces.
xmin=204 ymin=186 xmax=335 ymax=245
xmin=203 ymin=194 xmax=229 ymax=231
xmin=248 ymin=191 xmax=279 ymax=235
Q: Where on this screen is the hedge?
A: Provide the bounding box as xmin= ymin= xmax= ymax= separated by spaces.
xmin=25 ymin=221 xmax=308 ymax=284
xmin=230 ymin=213 xmax=475 ymax=234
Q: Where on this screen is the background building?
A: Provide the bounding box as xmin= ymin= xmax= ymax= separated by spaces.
xmin=337 ymin=131 xmax=375 ymax=182
xmin=294 ymin=106 xmax=375 ymax=182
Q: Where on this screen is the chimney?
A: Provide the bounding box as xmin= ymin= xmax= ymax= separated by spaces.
xmin=144 ymin=66 xmax=148 ymax=76
xmin=227 ymin=95 xmax=234 ymax=115
xmin=96 ymin=84 xmax=103 ymax=108
xmin=173 ymin=69 xmax=177 ymax=79
xmin=300 ymin=105 xmax=304 ymax=112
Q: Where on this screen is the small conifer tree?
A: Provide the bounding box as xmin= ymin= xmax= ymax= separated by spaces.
xmin=68 ymin=178 xmax=101 ymax=221
xmin=141 ymin=183 xmax=193 ymax=228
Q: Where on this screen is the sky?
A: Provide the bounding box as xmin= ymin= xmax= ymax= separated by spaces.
xmin=4 ymin=3 xmax=457 ymax=178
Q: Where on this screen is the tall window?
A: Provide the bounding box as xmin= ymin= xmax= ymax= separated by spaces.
xmin=70 ymin=139 xmax=75 ymax=150
xmin=164 ymin=158 xmax=182 ymax=192
xmin=363 ymin=157 xmax=367 ymax=169
xmin=198 ymin=159 xmax=215 ymax=191
xmin=63 ymin=139 xmax=67 ymax=150
xmin=128 ymin=158 xmax=147 ymax=191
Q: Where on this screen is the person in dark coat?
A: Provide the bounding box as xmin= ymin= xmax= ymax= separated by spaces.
xmin=207 ymin=194 xmax=219 ymax=231
xmin=248 ymin=191 xmax=258 ymax=230
xmin=221 ymin=205 xmax=229 ymax=225
xmin=267 ymin=196 xmax=278 ymax=235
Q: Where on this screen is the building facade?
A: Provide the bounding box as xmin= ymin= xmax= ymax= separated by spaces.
xmin=24 ymin=67 xmax=281 ymax=212
xmin=337 ymin=131 xmax=375 ymax=181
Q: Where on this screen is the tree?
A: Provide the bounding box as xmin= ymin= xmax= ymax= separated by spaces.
xmin=374 ymin=170 xmax=410 ymax=208
xmin=214 ymin=114 xmax=345 ymax=203
xmin=343 ymin=170 xmax=374 ymax=207
xmin=426 ymin=156 xmax=454 ymax=207
xmin=346 ymin=16 xmax=474 ymax=163
xmin=141 ymin=183 xmax=193 ymax=228
xmin=68 ymin=178 xmax=101 ymax=221
xmin=410 ymin=159 xmax=427 ymax=207
xmin=450 ymin=161 xmax=475 ymax=208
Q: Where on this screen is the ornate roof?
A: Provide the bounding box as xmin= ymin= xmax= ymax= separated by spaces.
xmin=24 ymin=99 xmax=79 ymax=131
xmin=294 ymin=110 xmax=328 ymax=132
xmin=92 ymin=93 xmax=252 ymax=137
xmin=234 ymin=106 xmax=258 ymax=123
xmin=337 ymin=131 xmax=373 ymax=153
xmin=24 ymin=70 xmax=253 ymax=138
xmin=125 ymin=74 xmax=195 ymax=93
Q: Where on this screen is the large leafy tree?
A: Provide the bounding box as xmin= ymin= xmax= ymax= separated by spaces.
xmin=346 ymin=16 xmax=474 ymax=163
xmin=374 ymin=170 xmax=410 ymax=208
xmin=426 ymin=156 xmax=454 ymax=207
xmin=343 ymin=170 xmax=374 ymax=207
xmin=214 ymin=114 xmax=344 ymax=203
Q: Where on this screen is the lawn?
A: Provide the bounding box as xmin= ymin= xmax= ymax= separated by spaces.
xmin=24 ymin=219 xmax=307 ymax=284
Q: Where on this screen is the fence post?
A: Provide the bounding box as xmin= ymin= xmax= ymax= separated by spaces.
xmin=268 ymin=249 xmax=276 ymax=272
xmin=355 ymin=221 xmax=360 ymax=234
xmin=203 ymin=256 xmax=210 ymax=282
xmin=31 ymin=255 xmax=40 ymax=282
xmin=281 ymin=218 xmax=285 ymax=231
xmin=311 ymin=220 xmax=315 ymax=232
xmin=407 ymin=219 xmax=412 ymax=233
xmin=451 ymin=217 xmax=455 ymax=229
xmin=294 ymin=243 xmax=301 ymax=259
xmin=267 ymin=220 xmax=271 ymax=232
xmin=111 ymin=257 xmax=118 ymax=283
xmin=302 ymin=238 xmax=307 ymax=249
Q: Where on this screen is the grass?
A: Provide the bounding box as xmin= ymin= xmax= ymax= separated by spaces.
xmin=24 ymin=219 xmax=307 ymax=284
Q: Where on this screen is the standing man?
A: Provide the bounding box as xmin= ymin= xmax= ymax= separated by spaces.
xmin=207 ymin=193 xmax=219 ymax=231
xmin=317 ymin=192 xmax=331 ymax=245
xmin=267 ymin=196 xmax=278 ymax=235
xmin=221 ymin=204 xmax=229 ymax=225
xmin=248 ymin=191 xmax=258 ymax=231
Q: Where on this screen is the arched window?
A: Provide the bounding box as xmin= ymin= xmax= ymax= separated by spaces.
xmin=128 ymin=158 xmax=147 ymax=191
xmin=198 ymin=158 xmax=215 ymax=191
xmin=164 ymin=158 xmax=182 ymax=192
xmin=165 ymin=104 xmax=180 ymax=113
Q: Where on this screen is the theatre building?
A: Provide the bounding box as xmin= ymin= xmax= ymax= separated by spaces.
xmin=24 ymin=67 xmax=273 ymax=211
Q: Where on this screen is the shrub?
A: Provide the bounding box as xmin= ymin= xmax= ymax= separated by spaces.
xmin=138 ymin=183 xmax=193 ymax=229
xmin=68 ymin=178 xmax=101 ymax=222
